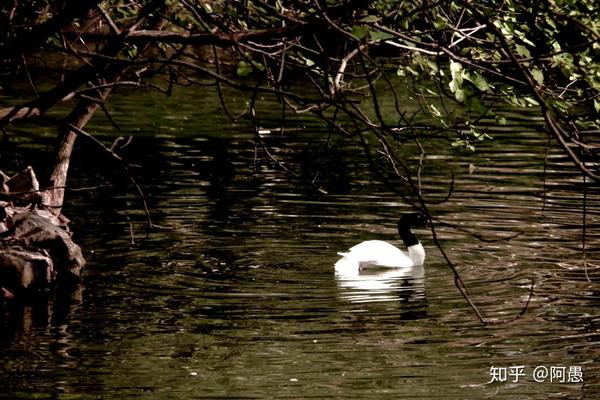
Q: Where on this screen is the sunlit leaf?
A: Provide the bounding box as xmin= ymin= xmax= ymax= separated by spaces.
xmin=370 ymin=30 xmax=393 ymax=41
xmin=430 ymin=104 xmax=441 ymax=117
xmin=524 ymin=96 xmax=539 ymax=106
xmin=360 ymin=15 xmax=380 ymax=23
xmin=236 ymin=61 xmax=253 ymax=77
xmin=496 ymin=115 xmax=507 ymax=125
xmin=449 ymin=79 xmax=459 ymax=93
xmin=450 ymin=60 xmax=462 ymax=74
xmin=515 ymin=44 xmax=531 ymax=58
xmin=531 ymin=67 xmax=544 ymax=86
xmin=469 ymin=73 xmax=491 ymax=91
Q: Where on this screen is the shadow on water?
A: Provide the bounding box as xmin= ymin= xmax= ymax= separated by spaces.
xmin=0 ymin=286 xmax=82 ymax=344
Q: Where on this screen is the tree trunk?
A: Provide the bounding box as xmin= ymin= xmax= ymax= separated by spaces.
xmin=43 ymin=87 xmax=112 ymax=213
xmin=41 ymin=0 xmax=170 ymax=213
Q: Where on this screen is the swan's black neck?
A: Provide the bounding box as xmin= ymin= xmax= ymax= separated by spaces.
xmin=398 ymin=226 xmax=419 ymax=247
xmin=398 ymin=214 xmax=420 ymax=247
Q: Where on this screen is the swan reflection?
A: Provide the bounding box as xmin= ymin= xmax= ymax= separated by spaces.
xmin=334 ymin=262 xmax=425 ymax=304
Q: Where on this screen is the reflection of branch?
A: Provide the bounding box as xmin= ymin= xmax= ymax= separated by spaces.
xmin=434 ymin=218 xmax=523 ymax=242
xmin=486 ymin=279 xmax=535 ymax=325
xmin=247 ymin=82 xmax=328 ymax=195
xmin=427 ymin=171 xmax=455 ymax=205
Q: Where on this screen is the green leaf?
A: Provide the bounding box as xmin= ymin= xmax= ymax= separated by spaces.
xmin=531 ymin=67 xmax=544 ymax=86
xmin=360 ymin=15 xmax=380 ymax=23
xmin=47 ymin=34 xmax=61 ymax=46
xmin=520 ymin=35 xmax=535 ymax=47
xmin=369 ymin=30 xmax=393 ymax=41
xmin=467 ymin=97 xmax=486 ymax=114
xmin=455 ymin=88 xmax=465 ymax=102
xmin=405 ymin=66 xmax=419 ymax=76
xmin=496 ymin=115 xmax=507 ymax=125
xmin=515 ymin=44 xmax=531 ymax=58
xmin=305 ymin=58 xmax=315 ymax=67
xmin=125 ymin=44 xmax=138 ymax=58
xmin=433 ymin=18 xmax=447 ymax=29
xmin=351 ymin=25 xmax=369 ymax=39
xmin=429 ymin=104 xmax=441 ymax=117
xmin=251 ymin=60 xmax=266 ymax=71
xmin=524 ymin=96 xmax=539 ymax=106
xmin=449 ymin=78 xmax=461 ymax=93
xmin=450 ymin=60 xmax=462 ymax=74
xmin=469 ymin=73 xmax=491 ymax=92
xmin=594 ymin=99 xmax=600 ymax=113
xmin=236 ymin=61 xmax=253 ymax=77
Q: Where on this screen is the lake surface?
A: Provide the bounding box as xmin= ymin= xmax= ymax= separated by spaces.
xmin=1 ymin=85 xmax=599 ymax=399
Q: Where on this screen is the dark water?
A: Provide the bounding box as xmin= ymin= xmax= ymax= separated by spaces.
xmin=1 ymin=86 xmax=599 ymax=399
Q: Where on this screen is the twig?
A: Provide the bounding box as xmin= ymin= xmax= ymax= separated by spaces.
xmin=212 ymin=44 xmax=238 ymax=121
xmin=20 ymin=54 xmax=38 ymax=97
xmin=96 ymin=4 xmax=121 ymax=35
xmin=449 ymin=24 xmax=487 ymax=48
xmin=384 ymin=40 xmax=441 ymax=56
xmin=64 ymin=122 xmax=154 ymax=230
xmin=334 ymin=45 xmax=365 ymax=92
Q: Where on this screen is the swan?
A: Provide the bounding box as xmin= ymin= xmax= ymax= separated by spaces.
xmin=334 ymin=213 xmax=427 ymax=273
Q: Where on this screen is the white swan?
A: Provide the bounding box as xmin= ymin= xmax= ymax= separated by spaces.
xmin=334 ymin=213 xmax=427 ymax=273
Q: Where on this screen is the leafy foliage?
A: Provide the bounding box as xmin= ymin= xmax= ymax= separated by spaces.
xmin=0 ymin=0 xmax=598 ymax=180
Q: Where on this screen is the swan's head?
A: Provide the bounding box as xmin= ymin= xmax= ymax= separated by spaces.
xmin=398 ymin=212 xmax=428 ymax=231
xmin=397 ymin=212 xmax=428 ymax=248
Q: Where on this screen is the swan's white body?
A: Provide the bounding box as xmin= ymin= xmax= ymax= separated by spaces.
xmin=334 ymin=241 xmax=426 ymax=303
xmin=334 ymin=240 xmax=425 ymax=273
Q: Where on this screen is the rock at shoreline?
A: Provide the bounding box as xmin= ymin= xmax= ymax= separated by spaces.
xmin=0 ymin=167 xmax=85 ymax=300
